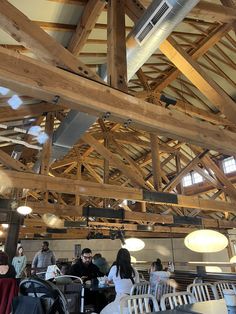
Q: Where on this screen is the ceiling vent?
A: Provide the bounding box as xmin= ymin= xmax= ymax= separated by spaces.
xmin=135 ymin=0 xmax=173 ymax=45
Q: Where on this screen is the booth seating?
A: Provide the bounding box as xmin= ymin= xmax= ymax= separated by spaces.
xmin=0 ymin=278 xmax=18 ymax=314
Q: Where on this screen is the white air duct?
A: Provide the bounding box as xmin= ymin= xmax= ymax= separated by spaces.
xmin=126 ymin=0 xmax=200 ymax=80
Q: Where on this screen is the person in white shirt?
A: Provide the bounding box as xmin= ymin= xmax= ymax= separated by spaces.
xmin=100 ymin=248 xmax=139 ymax=314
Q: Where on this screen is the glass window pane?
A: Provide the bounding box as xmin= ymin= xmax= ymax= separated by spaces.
xmin=223 ymin=156 xmax=236 ymax=174
xmin=183 ymin=174 xmax=192 ymax=187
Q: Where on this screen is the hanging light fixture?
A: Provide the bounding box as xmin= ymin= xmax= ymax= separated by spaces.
xmin=131 ymin=256 xmax=137 ymax=263
xmin=42 ymin=213 xmax=64 ymax=229
xmin=1 ymin=224 xmax=9 ymax=229
xmin=184 ymin=229 xmax=228 ymax=253
xmin=205 ymin=266 xmax=222 ymax=273
xmin=17 ymin=205 xmax=32 ymax=215
xmin=122 ymin=237 xmax=145 ymax=251
xmin=230 ymin=256 xmax=236 ymax=263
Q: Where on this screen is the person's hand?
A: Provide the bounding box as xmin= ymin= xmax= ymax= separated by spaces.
xmin=81 ymin=276 xmax=88 ymax=282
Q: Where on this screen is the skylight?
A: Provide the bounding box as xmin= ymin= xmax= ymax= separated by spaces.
xmin=183 ymin=172 xmax=203 ymax=187
xmin=222 ymin=156 xmax=236 ymax=174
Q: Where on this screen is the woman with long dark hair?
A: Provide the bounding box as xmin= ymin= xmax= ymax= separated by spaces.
xmin=149 ymin=258 xmax=170 ymax=298
xmin=100 ymin=248 xmax=139 ymax=314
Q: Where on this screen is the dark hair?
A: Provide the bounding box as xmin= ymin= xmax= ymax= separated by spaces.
xmin=43 ymin=241 xmax=49 ymax=246
xmin=151 ymin=258 xmax=163 ymax=271
xmin=81 ymin=248 xmax=92 ymax=255
xmin=93 ymin=253 xmax=102 ymax=260
xmin=0 ymin=251 xmax=9 ymax=265
xmin=17 ymin=246 xmax=24 ymax=256
xmin=115 ymin=248 xmax=135 ymax=281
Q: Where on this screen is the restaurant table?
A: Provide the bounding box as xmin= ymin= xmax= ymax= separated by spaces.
xmin=149 ymin=299 xmax=236 ymax=314
xmin=85 ymin=282 xmax=115 ymax=291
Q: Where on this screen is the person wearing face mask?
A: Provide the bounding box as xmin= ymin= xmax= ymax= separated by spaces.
xmin=12 ymin=246 xmax=27 ymax=278
xmin=31 ymin=241 xmax=56 ymax=274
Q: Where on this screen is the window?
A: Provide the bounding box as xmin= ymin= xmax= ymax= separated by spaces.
xmin=193 ymin=172 xmax=203 ymax=184
xmin=222 ymin=156 xmax=236 ymax=174
xmin=182 ymin=172 xmax=203 ymax=187
xmin=182 ymin=174 xmax=192 ymax=187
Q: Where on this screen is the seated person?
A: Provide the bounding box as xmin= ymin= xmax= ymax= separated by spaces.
xmin=69 ymin=248 xmax=105 ymax=312
xmin=149 ymin=258 xmax=170 ymax=296
xmin=100 ymin=248 xmax=139 ymax=314
xmin=93 ymin=253 xmax=110 ymax=275
xmin=70 ymin=248 xmax=103 ymax=282
xmin=0 ymin=251 xmax=16 ymax=278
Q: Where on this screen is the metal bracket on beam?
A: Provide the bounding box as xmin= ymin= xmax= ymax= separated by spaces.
xmin=143 ymin=190 xmax=178 ymax=204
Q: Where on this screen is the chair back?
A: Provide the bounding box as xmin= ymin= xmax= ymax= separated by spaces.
xmin=130 ymin=281 xmax=150 ymax=295
xmin=214 ymin=281 xmax=236 ymax=299
xmin=0 ymin=278 xmax=18 ymax=314
xmin=154 ymin=279 xmax=176 ymax=301
xmin=120 ymin=294 xmax=160 ymax=313
xmin=187 ymin=282 xmax=219 ymax=302
xmin=160 ymin=291 xmax=196 ymax=310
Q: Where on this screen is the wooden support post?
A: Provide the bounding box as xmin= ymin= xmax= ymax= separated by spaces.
xmin=107 ymin=0 xmax=128 ymax=91
xmin=103 ymin=135 xmax=109 ymax=207
xmin=175 ymin=152 xmax=183 ymax=194
xmin=5 ymin=212 xmax=23 ymax=262
xmin=150 ymin=133 xmax=162 ymax=191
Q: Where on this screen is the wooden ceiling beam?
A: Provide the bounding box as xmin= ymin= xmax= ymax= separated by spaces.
xmin=154 ymin=23 xmax=232 ymax=91
xmin=159 ymin=36 xmax=236 ymax=125
xmin=190 ymin=1 xmax=236 ymax=23
xmin=136 ymin=90 xmax=231 ymax=126
xmin=107 ymin=0 xmax=127 ymax=92
xmin=2 ymin=170 xmax=236 ymax=213
xmin=68 ymin=0 xmax=106 ymax=55
xmin=0 ymin=48 xmax=236 ymax=155
xmin=82 ymin=133 xmax=148 ymax=188
xmin=0 ymin=102 xmax=64 ymax=123
xmin=0 ymin=0 xmax=101 ymax=82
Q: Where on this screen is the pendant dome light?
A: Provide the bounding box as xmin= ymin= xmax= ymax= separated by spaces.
xmin=122 ymin=237 xmax=145 ymax=251
xmin=184 ymin=229 xmax=228 ymax=253
xmin=230 ymin=256 xmax=236 ymax=263
xmin=17 ymin=205 xmax=32 ymax=215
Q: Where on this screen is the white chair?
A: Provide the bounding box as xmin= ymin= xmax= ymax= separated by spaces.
xmin=187 ymin=282 xmax=219 ymax=302
xmin=154 ymin=279 xmax=176 ymax=302
xmin=120 ymin=294 xmax=160 ymax=314
xmin=160 ymin=291 xmax=196 ymax=310
xmin=214 ymin=281 xmax=236 ymax=299
xmin=130 ymin=281 xmax=150 ymax=295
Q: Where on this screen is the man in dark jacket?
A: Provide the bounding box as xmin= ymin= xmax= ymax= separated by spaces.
xmin=70 ymin=248 xmax=106 ymax=312
xmin=70 ymin=248 xmax=102 ymax=281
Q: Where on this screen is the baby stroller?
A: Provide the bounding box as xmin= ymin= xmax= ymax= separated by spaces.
xmin=12 ymin=277 xmax=69 ymax=314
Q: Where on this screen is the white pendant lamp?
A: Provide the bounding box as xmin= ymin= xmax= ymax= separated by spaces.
xmin=230 ymin=256 xmax=236 ymax=263
xmin=122 ymin=237 xmax=145 ymax=251
xmin=131 ymin=256 xmax=137 ymax=263
xmin=184 ymin=229 xmax=228 ymax=253
xmin=17 ymin=205 xmax=32 ymax=215
xmin=42 ymin=213 xmax=64 ymax=229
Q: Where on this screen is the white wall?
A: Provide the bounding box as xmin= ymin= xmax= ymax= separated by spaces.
xmin=21 ymin=237 xmax=202 ymax=270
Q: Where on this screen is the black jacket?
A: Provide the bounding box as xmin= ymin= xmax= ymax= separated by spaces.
xmin=69 ymin=259 xmax=103 ymax=280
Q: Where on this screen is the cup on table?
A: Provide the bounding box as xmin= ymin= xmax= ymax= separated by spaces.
xmin=97 ymin=276 xmax=106 ymax=286
xmin=223 ymin=289 xmax=236 ymax=307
